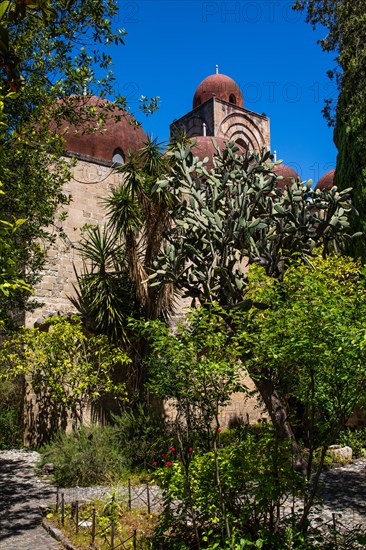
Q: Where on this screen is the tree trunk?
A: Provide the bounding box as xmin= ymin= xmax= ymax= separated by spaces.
xmin=255 ymin=377 xmax=306 ymax=474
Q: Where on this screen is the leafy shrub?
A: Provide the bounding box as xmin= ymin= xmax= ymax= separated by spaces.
xmin=1 ymin=316 xmax=128 ymax=441
xmin=337 ymin=428 xmax=366 ymax=458
xmin=153 ymin=426 xmax=304 ymax=549
xmin=39 ymin=424 xmax=126 ymax=486
xmin=0 ymin=407 xmax=22 ymax=449
xmin=218 ymin=423 xmax=269 ymax=448
xmin=0 ymin=378 xmax=23 ymax=449
xmin=112 ymin=403 xmax=174 ymax=470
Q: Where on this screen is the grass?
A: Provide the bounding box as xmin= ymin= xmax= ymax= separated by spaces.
xmin=46 ymin=498 xmax=157 ymax=549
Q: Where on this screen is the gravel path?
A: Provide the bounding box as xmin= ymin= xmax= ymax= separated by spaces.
xmin=0 ymin=449 xmax=366 ymax=548
xmin=0 ymin=449 xmax=160 ymax=549
xmin=317 ymin=458 xmax=366 ymax=527
xmin=0 ymin=449 xmax=60 ymax=549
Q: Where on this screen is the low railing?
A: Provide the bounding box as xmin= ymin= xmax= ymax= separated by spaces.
xmin=45 ymin=480 xmax=365 ymax=549
xmin=50 ymin=482 xmax=163 ymax=549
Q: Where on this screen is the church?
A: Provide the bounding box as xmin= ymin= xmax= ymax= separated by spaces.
xmin=27 ymin=68 xmax=330 ymax=327
xmin=23 ymin=71 xmax=341 ymax=440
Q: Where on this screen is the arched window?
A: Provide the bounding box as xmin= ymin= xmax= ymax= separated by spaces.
xmin=235 ymin=138 xmax=247 ymax=151
xmin=112 ymin=148 xmax=124 ymax=165
xmin=229 ymin=94 xmax=236 ymax=105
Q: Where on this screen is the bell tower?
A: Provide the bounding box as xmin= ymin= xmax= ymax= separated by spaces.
xmin=170 ymin=69 xmax=270 ymax=153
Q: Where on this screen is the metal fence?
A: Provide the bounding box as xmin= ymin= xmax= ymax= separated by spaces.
xmin=53 ymin=482 xmax=163 ymax=549
xmin=48 ymin=483 xmax=365 ymax=550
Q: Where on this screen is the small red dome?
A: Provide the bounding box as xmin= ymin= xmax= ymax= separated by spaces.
xmin=273 ymin=164 xmax=299 ymax=190
xmin=55 ymin=96 xmax=147 ymax=163
xmin=190 ymin=136 xmax=245 ymax=169
xmin=315 ymin=169 xmax=335 ymax=191
xmin=193 ymin=74 xmax=244 ymax=109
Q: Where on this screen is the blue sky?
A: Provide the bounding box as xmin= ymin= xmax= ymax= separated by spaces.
xmin=107 ymin=0 xmax=338 ymax=184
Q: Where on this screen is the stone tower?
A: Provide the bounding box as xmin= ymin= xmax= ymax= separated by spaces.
xmin=170 ymin=68 xmax=270 ymax=153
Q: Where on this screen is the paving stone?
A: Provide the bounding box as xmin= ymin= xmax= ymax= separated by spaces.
xmin=0 ymin=449 xmax=160 ymax=549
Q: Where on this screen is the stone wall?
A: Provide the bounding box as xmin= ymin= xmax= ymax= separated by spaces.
xmin=25 ymin=156 xmax=122 ymax=328
xmin=214 ymin=99 xmax=270 ymax=151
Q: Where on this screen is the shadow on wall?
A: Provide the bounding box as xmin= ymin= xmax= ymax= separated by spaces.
xmin=23 ymin=380 xmax=133 ymax=447
xmin=23 ymin=380 xmax=69 ymax=447
xmin=23 ymin=382 xmax=168 ymax=447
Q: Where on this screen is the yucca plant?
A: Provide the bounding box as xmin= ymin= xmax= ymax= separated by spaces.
xmin=71 ymin=137 xmax=181 ymax=395
xmin=70 ymin=224 xmax=141 ymax=347
xmin=104 ymin=137 xmax=178 ymax=322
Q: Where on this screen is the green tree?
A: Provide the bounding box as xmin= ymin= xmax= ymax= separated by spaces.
xmin=293 ymin=0 xmax=366 ymax=259
xmin=0 ymin=0 xmax=158 ymax=322
xmin=135 ymin=306 xmax=250 ymax=548
xmin=141 ymin=255 xmax=366 ymax=545
xmin=150 ymin=140 xmax=354 ymax=468
xmin=0 ymin=91 xmax=30 ymax=300
xmin=0 ymin=208 xmax=29 ymax=298
xmin=243 ymin=253 xmax=366 ymax=527
xmin=0 ymin=316 xmax=128 ymax=441
xmin=104 ymin=138 xmax=175 ymax=322
xmin=72 ymin=139 xmax=178 ymax=395
xmin=135 ymin=306 xmax=245 ymax=449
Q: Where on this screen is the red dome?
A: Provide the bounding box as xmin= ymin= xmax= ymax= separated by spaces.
xmin=55 ymin=96 xmax=147 ymax=163
xmin=190 ymin=136 xmax=245 ymax=169
xmin=193 ymin=74 xmax=244 ymax=109
xmin=315 ymin=169 xmax=335 ymax=191
xmin=273 ymin=164 xmax=299 ymax=190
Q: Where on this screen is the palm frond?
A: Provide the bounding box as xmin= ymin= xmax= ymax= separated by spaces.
xmin=138 ymin=136 xmax=168 ymax=179
xmin=77 ymin=225 xmax=123 ymax=271
xmin=103 ymin=185 xmax=142 ymax=236
xmin=70 ymin=226 xmax=142 ymax=346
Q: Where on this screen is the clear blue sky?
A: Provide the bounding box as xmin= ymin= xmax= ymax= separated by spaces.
xmin=107 ymin=0 xmax=338 ymax=184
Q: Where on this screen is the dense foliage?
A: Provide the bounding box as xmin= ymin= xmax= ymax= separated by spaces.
xmin=154 ymin=426 xmax=302 ymax=549
xmin=134 ymin=307 xmax=245 ymax=451
xmin=0 ymin=316 xmax=128 ymax=441
xmin=40 ymin=424 xmax=127 ymax=486
xmin=0 ymin=92 xmax=30 ymax=300
xmin=293 ymin=0 xmax=366 ymax=260
xmin=242 ymin=254 xmax=366 ymax=526
xmin=72 ymin=139 xmax=179 ymax=395
xmin=148 ymin=140 xmax=355 ymax=468
xmin=136 ymin=283 xmax=366 ymax=547
xmin=0 ymin=375 xmax=23 ymax=449
xmin=245 ymin=254 xmax=366 ymax=451
xmin=0 ymin=0 xmax=158 ymax=322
